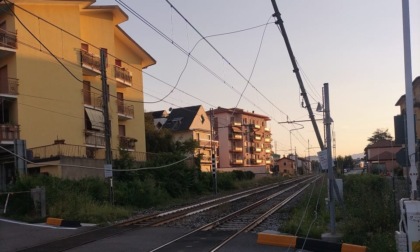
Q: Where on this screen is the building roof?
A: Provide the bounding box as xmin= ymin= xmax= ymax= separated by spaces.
xmin=162 ymin=105 xmax=202 ymax=132
xmin=146 ymin=110 xmax=168 ymax=119
xmin=277 ymin=157 xmax=295 ymax=162
xmin=210 ymin=106 xmax=270 ymax=120
xmin=365 ymin=139 xmax=401 ymax=150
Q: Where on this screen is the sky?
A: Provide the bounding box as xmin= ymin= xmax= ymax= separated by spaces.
xmin=96 ymin=0 xmax=420 ymax=158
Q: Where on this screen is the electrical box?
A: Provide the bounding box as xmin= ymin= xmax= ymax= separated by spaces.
xmin=404 ymin=200 xmax=420 ymax=252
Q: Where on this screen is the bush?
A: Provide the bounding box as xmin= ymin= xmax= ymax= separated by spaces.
xmin=341 ymin=174 xmax=396 ymax=250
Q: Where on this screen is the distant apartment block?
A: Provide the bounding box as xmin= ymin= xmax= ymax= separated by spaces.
xmin=0 ymin=0 xmax=155 ymax=188
xmin=208 ymin=107 xmax=272 ymax=174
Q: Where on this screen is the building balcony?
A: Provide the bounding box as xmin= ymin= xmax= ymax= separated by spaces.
xmin=231 ymin=121 xmax=242 ymax=127
xmin=231 ymin=159 xmax=243 ymax=165
xmin=251 ymin=159 xmax=263 ymax=165
xmin=230 ymin=146 xmax=243 ymax=152
xmin=0 ymin=77 xmax=18 ymax=97
xmin=266 ymin=160 xmax=272 ymax=165
xmin=200 ymin=155 xmax=212 ymax=163
xmin=264 ymin=127 xmax=270 ymax=132
xmin=229 ymin=133 xmax=243 ymax=140
xmin=83 ymin=90 xmax=103 ymax=110
xmin=117 ymin=100 xmax=134 ymax=120
xmin=264 ymin=137 xmax=271 ymax=143
xmin=0 ymin=124 xmax=19 ymax=142
xmin=254 ymin=124 xmax=261 ymax=129
xmin=85 ymin=130 xmax=105 ymax=148
xmin=0 ymin=28 xmax=17 ymax=58
xmin=29 ymin=143 xmax=90 ymax=160
xmin=198 ymin=139 xmax=218 ymax=148
xmin=255 ymin=147 xmax=262 ymax=152
xmin=255 ymin=135 xmax=262 ymax=141
xmin=81 ymin=50 xmax=101 ymax=75
xmin=114 ymin=65 xmax=133 ymax=87
xmin=265 ymin=148 xmax=271 ymax=153
xmin=119 ymin=136 xmax=137 ymax=150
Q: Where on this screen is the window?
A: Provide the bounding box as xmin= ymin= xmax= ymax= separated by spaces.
xmin=81 ymin=43 xmax=88 ymax=52
xmin=119 ymin=125 xmax=126 ymax=137
xmin=115 ymin=59 xmax=122 ymax=67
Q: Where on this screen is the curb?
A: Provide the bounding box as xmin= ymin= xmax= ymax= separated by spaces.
xmin=257 ymin=231 xmax=367 ymax=252
xmin=46 ymin=217 xmax=81 ymax=227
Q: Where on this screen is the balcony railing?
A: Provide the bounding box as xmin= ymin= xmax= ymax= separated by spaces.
xmin=30 ymin=143 xmax=88 ymax=159
xmin=0 ymin=77 xmax=18 ymax=95
xmin=255 ymin=135 xmax=262 ymax=141
xmin=254 ymin=124 xmax=261 ymax=129
xmin=81 ymin=50 xmax=101 ymax=73
xmin=231 ymin=159 xmax=243 ymax=165
xmin=231 ymin=121 xmax=242 ymax=127
xmin=230 ymin=146 xmax=243 ymax=152
xmin=117 ymin=100 xmax=134 ymax=119
xmin=265 ymin=148 xmax=271 ymax=153
xmin=85 ymin=130 xmax=105 ymax=147
xmin=229 ymin=133 xmax=243 ymax=140
xmin=114 ymin=66 xmax=132 ymax=86
xmin=264 ymin=127 xmax=270 ymax=132
xmin=264 ymin=137 xmax=271 ymax=143
xmin=0 ymin=28 xmax=17 ymax=49
xmin=251 ymin=159 xmax=263 ymax=165
xmin=83 ymin=90 xmax=102 ymax=109
xmin=119 ymin=136 xmax=137 ymax=150
xmin=0 ymin=124 xmax=19 ymax=141
xmin=198 ymin=139 xmax=218 ymax=148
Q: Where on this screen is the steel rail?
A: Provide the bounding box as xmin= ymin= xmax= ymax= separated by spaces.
xmin=149 ymin=175 xmax=320 ymax=251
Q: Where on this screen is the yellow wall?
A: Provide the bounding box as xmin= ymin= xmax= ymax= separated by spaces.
xmin=6 ymin=2 xmax=152 ymax=158
xmin=15 ymin=4 xmax=85 ymax=148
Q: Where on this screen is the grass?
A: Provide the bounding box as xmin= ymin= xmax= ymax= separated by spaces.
xmin=280 ymin=174 xmax=398 ymax=251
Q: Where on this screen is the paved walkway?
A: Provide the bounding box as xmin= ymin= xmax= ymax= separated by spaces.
xmin=1 ymin=218 xmax=303 ymax=252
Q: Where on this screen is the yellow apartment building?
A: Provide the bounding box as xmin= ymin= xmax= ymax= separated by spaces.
xmin=0 ymin=0 xmax=155 ymax=188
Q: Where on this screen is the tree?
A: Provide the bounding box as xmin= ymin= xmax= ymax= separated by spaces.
xmin=367 ymin=129 xmax=392 ymax=145
xmin=144 ymin=113 xmax=175 ymax=153
xmin=343 ymin=155 xmax=354 ymax=168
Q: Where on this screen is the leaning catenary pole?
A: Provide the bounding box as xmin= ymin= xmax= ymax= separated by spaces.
xmin=270 ymin=0 xmax=324 ymax=150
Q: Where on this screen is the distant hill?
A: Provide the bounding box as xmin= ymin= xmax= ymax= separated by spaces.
xmin=351 ymin=153 xmax=365 ymax=159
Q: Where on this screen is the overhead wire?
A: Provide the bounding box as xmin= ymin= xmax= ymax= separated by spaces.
xmin=0 ymin=144 xmax=193 ymax=171
xmin=10 ymin=0 xmax=314 ymax=153
xmin=160 ymin=0 xmax=313 ymax=151
xmin=164 ymin=0 xmax=290 ymax=119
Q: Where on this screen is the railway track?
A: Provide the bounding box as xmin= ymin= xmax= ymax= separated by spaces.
xmin=150 ymin=175 xmax=320 ymax=251
xmin=18 ymin=175 xmax=318 ymax=252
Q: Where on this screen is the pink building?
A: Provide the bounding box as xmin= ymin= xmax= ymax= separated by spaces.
xmin=207 ymin=107 xmax=272 ymax=174
xmin=364 ymin=140 xmax=402 ymax=174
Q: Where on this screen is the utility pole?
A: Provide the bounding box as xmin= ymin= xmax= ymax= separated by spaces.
xmin=395 ymin=1 xmax=420 ymax=251
xmin=324 ymin=83 xmax=336 ymax=235
xmin=100 ymin=48 xmax=113 ymax=204
xmin=270 ymin=0 xmax=324 ymax=150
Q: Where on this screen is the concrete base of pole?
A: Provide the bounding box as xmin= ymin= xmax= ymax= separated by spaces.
xmin=321 ymin=232 xmax=343 ymax=243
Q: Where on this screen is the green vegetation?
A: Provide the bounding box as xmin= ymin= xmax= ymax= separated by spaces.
xmin=281 ymin=174 xmax=397 ymax=251
xmin=1 ymin=162 xmax=276 ymax=224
